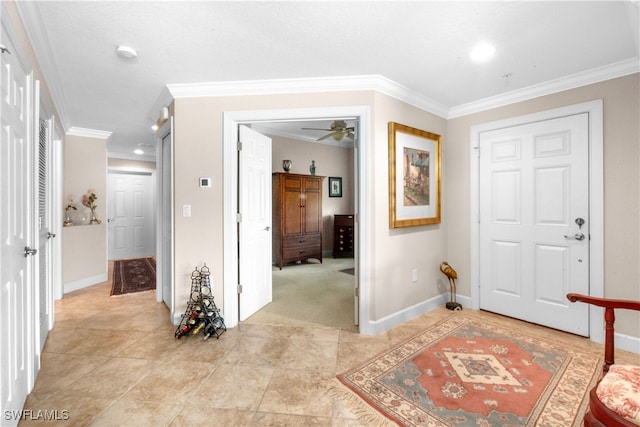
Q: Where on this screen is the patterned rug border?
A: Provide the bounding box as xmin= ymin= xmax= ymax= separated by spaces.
xmin=110 ymin=257 xmax=156 ymax=297
xmin=337 ymin=313 xmax=602 ymax=427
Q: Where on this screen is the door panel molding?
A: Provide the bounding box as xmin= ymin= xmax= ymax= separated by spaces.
xmin=470 ymin=99 xmax=604 ymax=343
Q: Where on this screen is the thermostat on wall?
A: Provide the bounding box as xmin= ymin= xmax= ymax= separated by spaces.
xmin=199 ymin=177 xmax=212 ymax=188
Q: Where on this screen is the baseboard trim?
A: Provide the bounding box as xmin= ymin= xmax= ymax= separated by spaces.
xmin=365 ymin=293 xmax=466 ymax=335
xmin=615 ymin=332 xmax=640 ymax=355
xmin=64 ymin=273 xmax=108 ymax=294
xmin=365 ymin=293 xmax=638 ymax=355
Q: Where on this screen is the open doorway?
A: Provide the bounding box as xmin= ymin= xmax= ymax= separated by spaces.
xmin=246 ymin=119 xmax=357 ymax=331
xmin=222 ymin=106 xmax=371 ymax=333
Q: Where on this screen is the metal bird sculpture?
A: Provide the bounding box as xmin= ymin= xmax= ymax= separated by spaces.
xmin=439 ymin=261 xmax=462 ymax=310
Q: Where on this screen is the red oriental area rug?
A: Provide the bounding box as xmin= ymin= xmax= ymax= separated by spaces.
xmin=337 ymin=314 xmax=601 ymax=426
xmin=110 ymin=257 xmax=156 ymax=296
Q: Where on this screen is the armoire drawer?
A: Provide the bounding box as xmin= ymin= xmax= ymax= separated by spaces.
xmin=282 ymin=234 xmax=321 ymax=249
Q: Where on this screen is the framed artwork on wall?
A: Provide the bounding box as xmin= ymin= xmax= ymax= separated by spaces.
xmin=388 ymin=122 xmax=441 ymax=228
xmin=329 ymin=177 xmax=342 ymax=197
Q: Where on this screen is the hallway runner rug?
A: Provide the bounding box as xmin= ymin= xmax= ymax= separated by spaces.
xmin=111 ymin=257 xmax=156 ymax=296
xmin=336 ymin=314 xmax=601 ymax=426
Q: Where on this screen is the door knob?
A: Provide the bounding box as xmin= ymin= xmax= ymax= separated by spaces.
xmin=107 ymin=218 xmax=114 ymax=223
xmin=46 ymin=232 xmax=56 ymax=239
xmin=24 ymin=246 xmax=37 ymax=257
xmin=264 ymin=226 xmax=271 ymax=231
xmin=564 ymin=232 xmax=585 ymax=241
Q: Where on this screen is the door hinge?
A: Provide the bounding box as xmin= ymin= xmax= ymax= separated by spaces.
xmin=354 ymin=286 xmax=359 ymax=298
xmin=473 ymin=146 xmax=480 ymax=157
xmin=237 ymin=141 xmax=242 ymax=151
xmin=237 ymin=284 xmax=243 ymax=294
xmin=236 ymin=213 xmax=242 ymax=223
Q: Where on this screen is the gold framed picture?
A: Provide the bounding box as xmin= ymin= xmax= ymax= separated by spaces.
xmin=388 ymin=122 xmax=441 ymax=228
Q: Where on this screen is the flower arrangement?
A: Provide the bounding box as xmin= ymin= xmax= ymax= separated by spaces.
xmin=82 ymin=189 xmax=100 ymax=224
xmin=65 ymin=194 xmax=77 ymax=212
xmin=64 ymin=194 xmax=76 ymax=226
xmin=82 ymin=189 xmax=97 ymax=211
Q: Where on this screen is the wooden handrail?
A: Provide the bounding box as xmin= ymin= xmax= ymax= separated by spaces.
xmin=567 ymin=293 xmax=640 ymax=311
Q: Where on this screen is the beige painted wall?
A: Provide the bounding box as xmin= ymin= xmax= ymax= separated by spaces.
xmin=172 ymin=90 xmax=447 ymax=322
xmin=270 ymin=134 xmax=354 ymax=251
xmin=62 ymin=134 xmax=107 ymax=288
xmin=446 ymin=73 xmax=640 ymax=337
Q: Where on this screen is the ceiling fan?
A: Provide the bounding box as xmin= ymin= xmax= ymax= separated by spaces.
xmin=302 ymin=120 xmax=355 ymax=141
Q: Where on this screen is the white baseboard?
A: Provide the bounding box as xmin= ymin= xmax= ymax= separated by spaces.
xmin=172 ymin=312 xmax=182 ymax=326
xmin=615 ymin=332 xmax=640 ymax=355
xmin=363 ymin=292 xmax=639 ymax=355
xmin=365 ymin=293 xmax=456 ymax=335
xmin=64 ymin=273 xmax=108 ymax=294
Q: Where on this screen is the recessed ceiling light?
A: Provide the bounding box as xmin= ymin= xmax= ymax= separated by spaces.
xmin=134 ymin=149 xmax=144 ymax=155
xmin=116 ymin=45 xmax=137 ymax=59
xmin=470 ymin=43 xmax=495 ymax=62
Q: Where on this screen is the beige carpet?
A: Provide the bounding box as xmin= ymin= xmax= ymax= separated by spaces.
xmin=244 ymin=257 xmax=358 ymax=332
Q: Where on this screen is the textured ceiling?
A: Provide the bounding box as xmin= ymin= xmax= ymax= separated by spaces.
xmin=14 ymin=1 xmax=640 ymax=159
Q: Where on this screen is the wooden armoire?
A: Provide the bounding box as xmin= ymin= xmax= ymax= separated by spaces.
xmin=272 ymin=172 xmax=324 ymax=269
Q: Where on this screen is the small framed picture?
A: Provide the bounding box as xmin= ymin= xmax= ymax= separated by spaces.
xmin=329 ymin=177 xmax=342 ymax=197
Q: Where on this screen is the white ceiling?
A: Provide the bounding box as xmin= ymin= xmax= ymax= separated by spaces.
xmin=14 ymin=1 xmax=640 ymax=160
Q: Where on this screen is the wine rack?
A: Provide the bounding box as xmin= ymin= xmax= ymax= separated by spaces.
xmin=175 ymin=264 xmax=226 ymax=340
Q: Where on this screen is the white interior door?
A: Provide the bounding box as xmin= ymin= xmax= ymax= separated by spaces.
xmin=479 ymin=113 xmax=590 ymax=336
xmin=238 ymin=125 xmax=272 ymax=321
xmin=108 ymin=172 xmax=155 ymax=260
xmin=0 ymin=23 xmax=36 ymax=423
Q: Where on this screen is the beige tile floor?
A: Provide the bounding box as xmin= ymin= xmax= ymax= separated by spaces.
xmin=20 ymin=264 xmax=639 ymax=426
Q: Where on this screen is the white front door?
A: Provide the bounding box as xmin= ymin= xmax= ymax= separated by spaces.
xmin=0 ymin=22 xmax=36 ymax=423
xmin=238 ymin=125 xmax=272 ymax=321
xmin=108 ymin=172 xmax=155 ymax=260
xmin=479 ymin=113 xmax=590 ymax=336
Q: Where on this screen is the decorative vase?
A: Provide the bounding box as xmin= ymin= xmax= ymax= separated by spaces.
xmin=282 ymin=160 xmax=292 ymax=172
xmin=69 ymin=205 xmax=91 ymax=225
xmin=90 ymin=209 xmax=100 ymax=224
xmin=63 ymin=212 xmax=73 ymax=227
xmin=309 ymin=160 xmax=316 ymax=175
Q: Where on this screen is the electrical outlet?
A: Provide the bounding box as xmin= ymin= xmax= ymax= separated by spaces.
xmin=412 ymin=268 xmax=418 ymax=282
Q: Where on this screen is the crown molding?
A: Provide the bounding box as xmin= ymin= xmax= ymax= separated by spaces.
xmin=107 ymin=151 xmax=156 ymax=163
xmin=167 ymin=75 xmax=451 ymax=119
xmin=67 ymin=127 xmax=113 ymax=141
xmin=448 ymin=57 xmax=640 ymax=118
xmin=14 ymin=1 xmax=71 ymax=132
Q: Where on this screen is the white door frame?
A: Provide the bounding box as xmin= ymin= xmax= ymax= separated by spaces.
xmin=470 ymin=99 xmax=604 ymax=343
xmin=107 ymin=170 xmax=156 ymax=260
xmin=157 ymin=118 xmax=175 ymax=313
xmin=223 ymin=105 xmax=372 ymax=333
